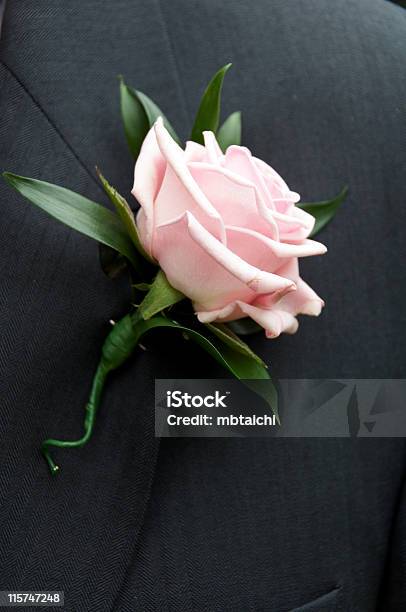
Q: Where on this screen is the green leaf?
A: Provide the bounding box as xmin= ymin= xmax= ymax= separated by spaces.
xmin=298 ymin=186 xmax=348 ymax=237
xmin=216 ymin=111 xmax=242 ymax=152
xmin=190 ymin=63 xmax=232 ymax=145
xmin=99 ymin=244 xmax=128 ymax=279
xmin=206 ymin=322 xmax=265 ymax=366
xmin=3 ymin=172 xmax=140 ymax=269
xmin=131 ymin=313 xmax=278 ymax=418
xmin=138 ymin=270 xmax=184 ymax=320
xmin=96 ymin=168 xmax=154 ymax=263
xmin=132 ymin=282 xmax=151 ymax=292
xmin=120 ymin=78 xmax=149 ymax=159
xmin=120 ymin=78 xmax=180 ymax=158
xmin=136 ymin=90 xmax=179 ymax=142
xmin=227 ymin=318 xmax=262 ymax=336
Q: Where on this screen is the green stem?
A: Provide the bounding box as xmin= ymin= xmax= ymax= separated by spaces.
xmin=41 ymin=362 xmax=109 ymax=474
xmin=41 ymin=314 xmax=140 ymax=475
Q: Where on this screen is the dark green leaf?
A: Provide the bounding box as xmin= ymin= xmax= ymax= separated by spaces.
xmin=298 ymin=186 xmax=348 ymax=237
xmin=135 ymin=90 xmax=179 ymax=142
xmin=120 ymin=78 xmax=149 ymax=159
xmin=3 ymin=172 xmax=140 ymax=269
xmin=99 ymin=244 xmax=128 ymax=279
xmin=227 ymin=318 xmax=262 ymax=336
xmin=206 ymin=322 xmax=265 ymax=366
xmin=96 ymin=168 xmax=154 ymax=263
xmin=120 ymin=78 xmax=180 ymax=158
xmin=190 ymin=63 xmax=232 ymax=145
xmin=216 ymin=111 xmax=242 ymax=152
xmin=131 ymin=313 xmax=278 ymax=418
xmin=138 ymin=271 xmax=184 ymax=320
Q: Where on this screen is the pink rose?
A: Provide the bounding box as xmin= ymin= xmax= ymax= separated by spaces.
xmin=132 ymin=117 xmax=326 ymax=338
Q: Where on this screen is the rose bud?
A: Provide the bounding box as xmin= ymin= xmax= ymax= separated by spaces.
xmin=132 ymin=117 xmax=326 ymax=339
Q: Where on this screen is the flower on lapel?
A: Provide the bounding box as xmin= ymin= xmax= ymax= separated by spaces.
xmin=3 ymin=64 xmax=347 ymax=473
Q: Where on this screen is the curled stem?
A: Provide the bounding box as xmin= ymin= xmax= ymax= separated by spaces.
xmin=41 ymin=314 xmax=140 ymax=475
xmin=41 ymin=363 xmax=109 ymax=474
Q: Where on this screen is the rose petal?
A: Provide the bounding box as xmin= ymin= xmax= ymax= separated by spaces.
xmin=224 ymin=145 xmax=276 ymax=211
xmin=131 ymin=125 xmax=166 ymax=254
xmin=252 ymin=156 xmax=314 ymax=237
xmin=197 ymin=258 xmax=324 ymax=338
xmin=154 ymin=164 xmax=225 ymax=250
xmin=185 ymin=140 xmax=206 ymax=162
xmin=254 ymin=157 xmax=298 ymax=204
xmin=276 ymin=206 xmax=316 ymax=242
xmin=184 ymin=213 xmax=294 ymax=294
xmin=135 ymin=208 xmax=150 ymax=254
xmin=222 ymin=146 xmax=314 ymax=239
xmin=196 ymin=302 xmax=240 ymax=323
xmin=255 ymin=259 xmax=324 ymax=316
xmin=154 ymin=211 xmax=295 ymax=310
xmin=154 ymin=117 xmax=226 ymax=243
xmin=196 ymin=300 xmax=299 ymax=338
xmin=225 ymin=226 xmax=327 ymax=274
xmin=188 ymin=162 xmax=279 ymax=240
xmin=238 ymin=302 xmax=299 ymax=337
xmin=203 ymin=131 xmax=224 ymax=163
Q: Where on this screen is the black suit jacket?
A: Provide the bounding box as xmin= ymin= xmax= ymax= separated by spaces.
xmin=0 ymin=1 xmax=405 ymax=610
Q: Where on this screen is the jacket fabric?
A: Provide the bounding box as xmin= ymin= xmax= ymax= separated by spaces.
xmin=0 ymin=1 xmax=405 ymax=610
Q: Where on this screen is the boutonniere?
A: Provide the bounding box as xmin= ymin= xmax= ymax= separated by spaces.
xmin=3 ymin=64 xmax=347 ymax=474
